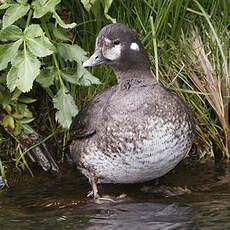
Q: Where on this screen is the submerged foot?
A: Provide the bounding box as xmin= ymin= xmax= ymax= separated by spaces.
xmin=94 ymin=193 xmax=128 ymax=204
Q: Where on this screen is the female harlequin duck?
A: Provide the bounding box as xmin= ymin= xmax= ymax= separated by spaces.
xmin=70 ymin=23 xmax=195 ymax=199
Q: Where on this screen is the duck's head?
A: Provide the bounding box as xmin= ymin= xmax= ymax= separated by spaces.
xmin=83 ymin=23 xmax=150 ymax=74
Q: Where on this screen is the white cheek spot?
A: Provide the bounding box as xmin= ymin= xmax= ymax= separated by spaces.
xmin=104 ymin=37 xmax=112 ymax=45
xmin=130 ymin=42 xmax=139 ymax=51
xmin=103 ymin=44 xmax=121 ymax=61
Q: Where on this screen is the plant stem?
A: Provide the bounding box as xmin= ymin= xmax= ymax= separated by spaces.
xmin=150 ymin=16 xmax=159 ymax=82
xmin=40 ymin=17 xmax=64 ymax=87
xmin=25 ymin=9 xmax=33 ymax=29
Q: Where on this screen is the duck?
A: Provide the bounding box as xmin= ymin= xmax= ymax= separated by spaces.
xmin=69 ymin=23 xmax=195 ymax=199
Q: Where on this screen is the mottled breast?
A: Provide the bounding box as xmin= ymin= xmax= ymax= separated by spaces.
xmin=76 ymin=79 xmax=194 ymax=183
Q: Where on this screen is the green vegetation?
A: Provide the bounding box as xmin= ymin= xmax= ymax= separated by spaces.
xmin=0 ymin=0 xmax=229 ymax=186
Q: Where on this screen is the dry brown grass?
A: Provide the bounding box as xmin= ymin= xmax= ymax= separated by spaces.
xmin=187 ymin=26 xmax=230 ymax=158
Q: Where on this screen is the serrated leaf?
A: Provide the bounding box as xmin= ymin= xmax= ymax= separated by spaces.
xmin=0 ymin=25 xmax=23 ymax=41
xmin=24 ymin=24 xmax=44 ymax=38
xmin=11 ymin=50 xmax=41 ymax=92
xmin=36 ymin=66 xmax=56 ymax=88
xmin=53 ymin=86 xmax=78 ymax=129
xmin=52 ymin=11 xmax=76 ymax=29
xmin=7 ymin=66 xmax=18 ymax=92
xmin=27 ymin=37 xmax=55 ymax=57
xmin=77 ymin=64 xmax=101 ymax=86
xmin=3 ymin=3 xmax=30 ymax=29
xmin=0 ymin=39 xmax=22 ymax=71
xmin=60 ymin=67 xmax=101 ymax=86
xmin=33 ymin=0 xmax=61 ymax=18
xmin=57 ymin=43 xmax=87 ymax=63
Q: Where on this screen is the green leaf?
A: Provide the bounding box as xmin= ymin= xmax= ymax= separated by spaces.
xmin=23 ymin=106 xmax=33 ymax=118
xmin=53 ymin=26 xmax=71 ymax=41
xmin=103 ymin=0 xmax=116 ymax=23
xmin=53 ymin=85 xmax=78 ymax=129
xmin=80 ymin=0 xmax=98 ymax=12
xmin=0 ymin=3 xmax=11 ymax=10
xmin=33 ymin=0 xmax=76 ymax=29
xmin=11 ymin=50 xmax=41 ymax=92
xmin=52 ymin=11 xmax=76 ymax=29
xmin=80 ymin=0 xmax=115 ymax=22
xmin=57 ymin=43 xmax=88 ymax=63
xmin=7 ymin=66 xmax=18 ymax=92
xmin=0 ymin=25 xmax=23 ymax=41
xmin=0 ymin=84 xmax=11 ymax=105
xmin=77 ymin=64 xmax=101 ymax=86
xmin=13 ymin=123 xmax=22 ymax=136
xmin=20 ymin=123 xmax=34 ymax=134
xmin=0 ymin=0 xmax=15 ymax=10
xmin=33 ymin=0 xmax=61 ymax=18
xmin=0 ymin=39 xmax=22 ymax=71
xmin=23 ymin=24 xmax=55 ymax=57
xmin=3 ymin=115 xmax=15 ymax=129
xmin=24 ymin=24 xmax=44 ymax=38
xmin=18 ymin=117 xmax=35 ymax=124
xmin=60 ymin=68 xmax=78 ymax=84
xmin=16 ymin=0 xmax=28 ymax=4
xmin=15 ymin=102 xmax=26 ymax=115
xmin=27 ymin=37 xmax=55 ymax=57
xmin=3 ymin=3 xmax=30 ymax=29
xmin=12 ymin=111 xmax=24 ymax=119
xmin=36 ymin=66 xmax=57 ymax=88
xmin=61 ymin=67 xmax=101 ymax=86
xmin=18 ymin=96 xmax=37 ymax=104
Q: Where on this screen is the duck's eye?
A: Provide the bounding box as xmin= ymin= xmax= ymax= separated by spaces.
xmin=113 ymin=39 xmax=120 ymax=45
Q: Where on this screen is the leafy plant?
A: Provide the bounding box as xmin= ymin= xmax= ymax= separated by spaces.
xmin=0 ymin=0 xmax=101 ymax=130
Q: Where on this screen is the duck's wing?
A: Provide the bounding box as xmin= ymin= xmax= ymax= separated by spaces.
xmin=70 ymin=85 xmax=117 ymax=139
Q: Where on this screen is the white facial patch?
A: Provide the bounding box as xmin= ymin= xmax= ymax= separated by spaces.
xmin=103 ymin=44 xmax=122 ymax=61
xmin=130 ymin=42 xmax=139 ymax=51
xmin=104 ymin=37 xmax=112 ymax=45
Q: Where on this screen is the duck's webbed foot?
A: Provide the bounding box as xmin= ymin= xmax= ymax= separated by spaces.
xmin=88 ymin=174 xmax=127 ymax=203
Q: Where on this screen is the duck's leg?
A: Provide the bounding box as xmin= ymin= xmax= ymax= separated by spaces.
xmin=89 ymin=174 xmax=126 ymax=203
xmin=89 ymin=173 xmax=100 ymax=199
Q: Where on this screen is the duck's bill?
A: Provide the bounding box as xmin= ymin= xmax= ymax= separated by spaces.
xmin=83 ymin=49 xmax=107 ymax=67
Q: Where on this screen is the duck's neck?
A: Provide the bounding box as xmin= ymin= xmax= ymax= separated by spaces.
xmin=113 ymin=68 xmax=154 ymax=84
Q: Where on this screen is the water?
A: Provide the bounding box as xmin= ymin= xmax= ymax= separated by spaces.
xmin=1 ymin=161 xmax=230 ymax=230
